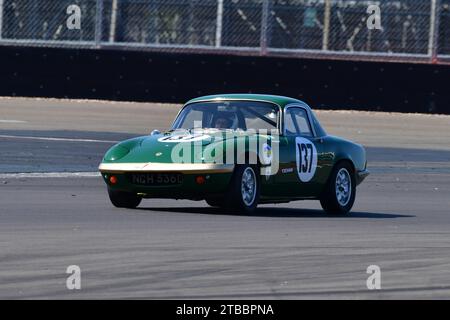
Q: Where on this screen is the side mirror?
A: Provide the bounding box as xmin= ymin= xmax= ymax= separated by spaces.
xmin=150 ymin=129 xmax=161 ymax=136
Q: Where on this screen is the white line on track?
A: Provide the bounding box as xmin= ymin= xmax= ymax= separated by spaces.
xmin=0 ymin=120 xmax=28 ymax=123
xmin=0 ymin=134 xmax=117 ymax=143
xmin=0 ymin=172 xmax=100 ymax=178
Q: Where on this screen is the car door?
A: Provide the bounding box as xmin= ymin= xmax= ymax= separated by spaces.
xmin=274 ymin=105 xmax=325 ymax=198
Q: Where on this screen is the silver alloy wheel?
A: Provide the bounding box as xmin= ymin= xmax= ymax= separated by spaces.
xmin=241 ymin=167 xmax=257 ymax=206
xmin=335 ymin=168 xmax=352 ymax=206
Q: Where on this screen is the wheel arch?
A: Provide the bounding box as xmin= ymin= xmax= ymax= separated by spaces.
xmin=333 ymin=158 xmax=356 ymax=175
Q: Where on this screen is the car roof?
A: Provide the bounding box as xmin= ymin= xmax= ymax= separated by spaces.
xmin=186 ymin=94 xmax=311 ymax=110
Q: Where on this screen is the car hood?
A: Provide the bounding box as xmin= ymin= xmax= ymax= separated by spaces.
xmin=102 ymin=129 xmax=269 ymax=164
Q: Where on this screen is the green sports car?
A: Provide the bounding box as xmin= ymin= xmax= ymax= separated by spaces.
xmin=99 ymin=94 xmax=369 ymax=214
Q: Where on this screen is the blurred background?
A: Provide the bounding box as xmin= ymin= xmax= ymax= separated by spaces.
xmin=0 ymin=0 xmax=449 ymax=113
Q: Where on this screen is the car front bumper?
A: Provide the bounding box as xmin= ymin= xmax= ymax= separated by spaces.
xmin=98 ymin=162 xmax=235 ymax=199
xmin=356 ymin=169 xmax=370 ymax=185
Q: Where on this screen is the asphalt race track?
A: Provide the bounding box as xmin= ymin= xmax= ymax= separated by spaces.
xmin=1 ymin=97 xmax=450 ymax=299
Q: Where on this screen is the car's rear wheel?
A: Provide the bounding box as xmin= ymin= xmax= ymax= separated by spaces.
xmin=107 ymin=187 xmax=142 ymax=208
xmin=226 ymin=164 xmax=260 ymax=214
xmin=320 ymin=162 xmax=355 ymax=215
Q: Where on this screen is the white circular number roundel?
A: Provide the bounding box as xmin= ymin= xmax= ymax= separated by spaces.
xmin=158 ymin=133 xmax=211 ymax=143
xmin=295 ymin=137 xmax=317 ymax=182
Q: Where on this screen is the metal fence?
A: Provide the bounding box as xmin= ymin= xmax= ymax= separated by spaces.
xmin=0 ymin=0 xmax=449 ymax=64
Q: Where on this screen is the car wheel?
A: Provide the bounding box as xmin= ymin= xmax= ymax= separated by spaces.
xmin=107 ymin=187 xmax=142 ymax=208
xmin=227 ymin=165 xmax=260 ymax=214
xmin=320 ymin=162 xmax=356 ymax=215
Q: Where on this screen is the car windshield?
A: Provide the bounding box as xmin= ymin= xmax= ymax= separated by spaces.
xmin=172 ymin=101 xmax=279 ymax=131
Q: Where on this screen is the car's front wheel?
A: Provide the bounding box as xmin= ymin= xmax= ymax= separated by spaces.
xmin=320 ymin=162 xmax=356 ymax=215
xmin=226 ymin=165 xmax=260 ymax=214
xmin=107 ymin=187 xmax=142 ymax=208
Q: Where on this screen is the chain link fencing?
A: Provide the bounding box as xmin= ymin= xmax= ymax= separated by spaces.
xmin=0 ymin=0 xmax=448 ymax=64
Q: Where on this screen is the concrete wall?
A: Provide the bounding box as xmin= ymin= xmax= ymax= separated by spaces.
xmin=0 ymin=46 xmax=449 ymax=114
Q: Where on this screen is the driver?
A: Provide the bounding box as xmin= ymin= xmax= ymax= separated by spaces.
xmin=214 ymin=115 xmax=232 ymax=129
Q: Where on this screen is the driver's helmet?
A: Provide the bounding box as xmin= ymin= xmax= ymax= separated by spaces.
xmin=213 ymin=112 xmax=233 ymax=129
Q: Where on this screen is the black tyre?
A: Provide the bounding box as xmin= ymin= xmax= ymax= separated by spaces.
xmin=320 ymin=161 xmax=356 ymax=215
xmin=226 ymin=164 xmax=260 ymax=214
xmin=107 ymin=187 xmax=142 ymax=208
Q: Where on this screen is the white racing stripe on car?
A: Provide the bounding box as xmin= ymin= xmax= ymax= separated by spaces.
xmin=0 ymin=172 xmax=101 ymax=178
xmin=0 ymin=134 xmax=117 ymax=143
xmin=98 ymin=162 xmax=235 ymax=173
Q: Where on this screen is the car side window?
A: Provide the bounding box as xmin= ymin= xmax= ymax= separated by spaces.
xmin=284 ymin=111 xmax=297 ymax=135
xmin=285 ymin=107 xmax=313 ymax=137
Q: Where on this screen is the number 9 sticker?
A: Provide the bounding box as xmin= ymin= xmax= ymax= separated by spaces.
xmin=295 ymin=137 xmax=317 ymax=182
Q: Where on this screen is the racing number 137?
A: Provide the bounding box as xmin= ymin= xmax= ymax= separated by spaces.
xmin=297 ymin=143 xmax=313 ymax=173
